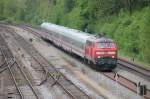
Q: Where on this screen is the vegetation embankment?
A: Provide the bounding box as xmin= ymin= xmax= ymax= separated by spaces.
xmin=0 ymin=0 xmax=150 ymax=68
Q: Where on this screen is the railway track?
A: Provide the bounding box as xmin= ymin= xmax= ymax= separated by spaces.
xmin=101 ymin=56 xmax=150 ymax=99
xmin=102 ymin=72 xmax=150 ymax=99
xmin=0 ymin=57 xmax=16 ymax=73
xmin=21 ymin=25 xmax=150 ymax=99
xmin=0 ymin=26 xmax=41 ymax=99
xmin=8 ymin=26 xmax=92 ymax=99
xmin=0 ymin=33 xmax=24 ymax=99
xmin=116 ymin=58 xmax=150 ymax=99
xmin=118 ymin=57 xmax=150 ymax=80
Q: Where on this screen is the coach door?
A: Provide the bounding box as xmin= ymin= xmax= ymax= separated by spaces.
xmin=85 ymin=40 xmax=93 ymax=60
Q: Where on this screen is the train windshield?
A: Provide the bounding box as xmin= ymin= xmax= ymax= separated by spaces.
xmin=98 ymin=42 xmax=115 ymax=48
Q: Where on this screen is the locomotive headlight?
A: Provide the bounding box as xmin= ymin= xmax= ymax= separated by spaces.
xmin=108 ymin=52 xmax=116 ymax=54
xmin=98 ymin=56 xmax=101 ymax=58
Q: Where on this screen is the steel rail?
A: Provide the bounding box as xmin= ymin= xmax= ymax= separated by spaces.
xmin=0 ymin=26 xmax=41 ymax=99
xmin=32 ymin=51 xmax=90 ymax=99
xmin=16 ymin=25 xmax=92 ymax=99
xmin=0 ymin=59 xmax=16 ymax=73
xmin=0 ymin=62 xmax=6 ymax=68
xmin=116 ymin=58 xmax=150 ymax=99
xmin=28 ymin=47 xmax=91 ymax=99
xmin=0 ymin=48 xmax=24 ymax=99
xmin=29 ymin=56 xmax=48 ymax=86
xmin=102 ymin=71 xmax=150 ymax=99
xmin=33 ymin=51 xmax=91 ymax=99
xmin=118 ymin=57 xmax=150 ymax=79
xmin=15 ymin=60 xmax=41 ymax=99
xmin=22 ymin=45 xmax=79 ymax=99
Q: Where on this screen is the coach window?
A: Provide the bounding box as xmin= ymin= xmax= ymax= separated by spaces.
xmin=80 ymin=43 xmax=84 ymax=49
xmin=86 ymin=41 xmax=92 ymax=47
xmin=61 ymin=35 xmax=66 ymax=42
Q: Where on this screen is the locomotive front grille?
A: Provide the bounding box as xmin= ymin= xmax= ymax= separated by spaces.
xmin=95 ymin=57 xmax=117 ymax=65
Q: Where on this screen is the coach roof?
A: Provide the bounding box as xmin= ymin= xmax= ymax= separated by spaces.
xmin=41 ymin=22 xmax=95 ymax=43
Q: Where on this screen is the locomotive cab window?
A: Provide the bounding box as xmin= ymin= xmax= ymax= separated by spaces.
xmin=97 ymin=42 xmax=115 ymax=48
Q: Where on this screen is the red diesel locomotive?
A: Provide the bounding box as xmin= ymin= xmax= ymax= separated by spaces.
xmin=41 ymin=22 xmax=118 ymax=70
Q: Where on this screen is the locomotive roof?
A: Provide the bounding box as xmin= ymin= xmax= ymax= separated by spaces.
xmin=96 ymin=37 xmax=114 ymax=42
